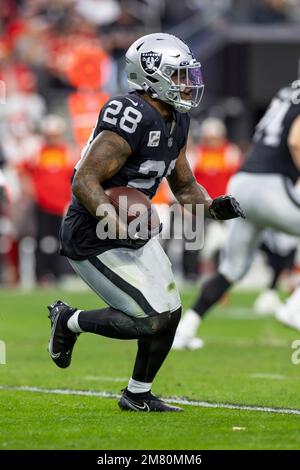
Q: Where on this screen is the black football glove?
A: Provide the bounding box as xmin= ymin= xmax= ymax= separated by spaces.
xmin=208 ymin=195 xmax=245 ymax=220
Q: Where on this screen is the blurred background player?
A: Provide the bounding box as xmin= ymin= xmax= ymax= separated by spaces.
xmin=193 ymin=118 xmax=242 ymax=203
xmin=192 ymin=120 xmax=298 ymax=315
xmin=22 ymin=114 xmax=75 ymax=284
xmin=174 ymin=78 xmax=300 ymax=349
xmin=253 ymin=229 xmax=298 ymax=315
xmin=182 ymin=117 xmax=242 ymax=281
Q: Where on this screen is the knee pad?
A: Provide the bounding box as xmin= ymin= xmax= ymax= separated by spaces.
xmin=136 ymin=307 xmax=182 ymax=337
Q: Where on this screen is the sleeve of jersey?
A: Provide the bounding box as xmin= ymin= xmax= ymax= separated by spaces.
xmin=95 ymin=97 xmax=145 ymax=154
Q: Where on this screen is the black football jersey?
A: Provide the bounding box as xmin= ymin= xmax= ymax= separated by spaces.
xmin=60 ymin=92 xmax=190 ymax=260
xmin=241 ymin=84 xmax=300 ymax=182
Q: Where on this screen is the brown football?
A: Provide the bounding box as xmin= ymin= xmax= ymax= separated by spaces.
xmin=105 ymin=186 xmax=160 ymax=231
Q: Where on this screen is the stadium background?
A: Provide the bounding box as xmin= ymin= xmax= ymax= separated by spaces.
xmin=1 ymin=0 xmax=300 ymax=451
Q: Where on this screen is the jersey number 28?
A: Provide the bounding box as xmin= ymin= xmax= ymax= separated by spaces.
xmin=103 ymin=100 xmax=142 ymax=134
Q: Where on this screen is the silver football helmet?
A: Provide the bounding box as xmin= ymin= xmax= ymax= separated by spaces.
xmin=125 ymin=33 xmax=204 ymax=113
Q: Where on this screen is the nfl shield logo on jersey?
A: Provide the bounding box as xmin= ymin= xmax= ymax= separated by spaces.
xmin=148 ymin=131 xmax=161 ymax=147
xmin=141 ymin=51 xmax=162 ymax=75
xmin=168 ymin=137 xmax=173 ymax=148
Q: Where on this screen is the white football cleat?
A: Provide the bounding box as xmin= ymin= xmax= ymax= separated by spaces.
xmin=275 ymin=287 xmax=300 ymax=331
xmin=254 ymin=289 xmax=282 ymax=316
xmin=172 ymin=309 xmax=204 ymax=350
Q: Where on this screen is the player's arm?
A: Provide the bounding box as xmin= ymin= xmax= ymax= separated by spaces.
xmin=167 ymin=145 xmax=245 ymax=220
xmin=288 ymin=115 xmax=300 ymax=170
xmin=72 ymin=130 xmax=131 ymax=235
xmin=167 ymin=145 xmax=212 ymax=217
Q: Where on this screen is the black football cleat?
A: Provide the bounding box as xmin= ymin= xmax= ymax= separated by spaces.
xmin=118 ymin=388 xmax=183 ymax=412
xmin=47 ymin=300 xmax=79 ymax=369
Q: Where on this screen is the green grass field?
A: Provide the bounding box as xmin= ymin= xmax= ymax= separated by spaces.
xmin=1 ymin=287 xmax=300 ymax=450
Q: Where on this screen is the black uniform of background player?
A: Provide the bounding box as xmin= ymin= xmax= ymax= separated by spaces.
xmin=242 ymin=85 xmax=300 ymax=184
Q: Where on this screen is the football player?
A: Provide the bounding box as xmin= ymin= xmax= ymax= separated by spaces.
xmin=47 ymin=33 xmax=244 ymax=411
xmin=174 ymin=79 xmax=300 ymax=350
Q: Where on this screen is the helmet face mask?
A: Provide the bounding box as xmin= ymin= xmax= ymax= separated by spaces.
xmin=126 ymin=33 xmax=204 ymax=113
xmin=163 ymin=63 xmax=204 ymax=113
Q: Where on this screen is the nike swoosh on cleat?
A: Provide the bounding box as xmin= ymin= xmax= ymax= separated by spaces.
xmin=125 ymin=97 xmax=138 ymax=106
xmin=49 ymin=349 xmax=61 ymax=359
xmin=48 ymin=311 xmax=61 ymax=359
xmin=125 ymin=397 xmax=150 ymax=411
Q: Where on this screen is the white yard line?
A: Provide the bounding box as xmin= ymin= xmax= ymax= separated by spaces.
xmin=1 ymin=385 xmax=300 ymax=416
xmin=250 ymin=373 xmax=286 ymax=380
xmin=212 ymin=307 xmax=259 ymax=320
xmin=83 ymin=376 xmax=128 ymax=382
xmin=249 ymin=372 xmax=300 ymax=381
xmin=204 ymin=337 xmax=289 ymax=348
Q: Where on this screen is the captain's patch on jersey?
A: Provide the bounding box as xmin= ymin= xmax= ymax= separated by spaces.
xmin=147 ymin=131 xmax=161 ymax=147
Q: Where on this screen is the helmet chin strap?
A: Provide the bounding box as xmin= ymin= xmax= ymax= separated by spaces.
xmin=173 ymin=100 xmax=192 ymax=113
xmin=169 ymin=87 xmax=192 ymax=113
xmin=141 ymin=82 xmax=158 ymax=99
xmin=142 ymin=81 xmax=191 ymax=113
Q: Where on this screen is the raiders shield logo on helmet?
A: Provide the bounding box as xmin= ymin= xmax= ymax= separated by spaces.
xmin=141 ymin=51 xmax=162 ymax=75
